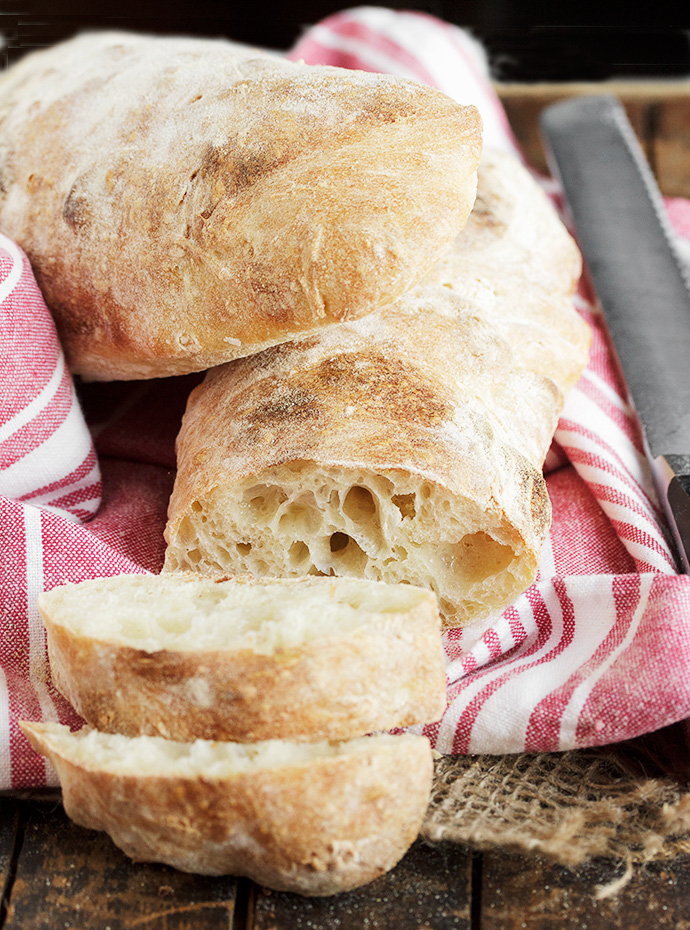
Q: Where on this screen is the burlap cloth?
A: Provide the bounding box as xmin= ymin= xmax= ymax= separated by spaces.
xmin=421 ymin=722 xmax=690 ymax=875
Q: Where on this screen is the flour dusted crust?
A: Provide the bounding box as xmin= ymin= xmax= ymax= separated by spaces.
xmin=163 ymin=149 xmax=590 ymax=627
xmin=0 ymin=31 xmax=481 ymax=380
xmin=21 ymin=723 xmax=432 ymax=896
xmin=425 ymin=149 xmax=589 ymax=397
xmin=39 ymin=572 xmax=446 ymax=742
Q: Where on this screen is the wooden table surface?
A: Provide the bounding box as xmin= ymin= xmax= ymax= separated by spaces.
xmin=0 ymin=792 xmax=689 ymax=929
xmin=496 ymin=80 xmax=690 ymax=199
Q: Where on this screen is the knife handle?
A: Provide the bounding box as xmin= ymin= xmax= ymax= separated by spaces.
xmin=654 ymin=454 xmax=690 ymax=573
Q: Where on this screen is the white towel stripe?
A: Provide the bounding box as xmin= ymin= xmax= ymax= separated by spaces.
xmin=25 ymin=461 xmax=101 ymax=521
xmin=466 ymin=582 xmax=568 ymax=753
xmin=558 ymin=574 xmax=653 ymax=749
xmin=0 ymin=353 xmax=66 ymax=444
xmin=0 ymin=233 xmax=24 ymax=305
xmin=307 ymin=24 xmax=423 ymax=81
xmin=579 ymin=367 xmax=633 ymax=416
xmin=537 ymin=530 xmax=556 ymax=580
xmin=560 ymin=389 xmax=652 ymax=485
xmin=23 ymin=507 xmax=59 ymax=784
xmin=0 ymin=403 xmax=94 ymax=500
xmin=437 ymin=593 xmax=542 ymax=752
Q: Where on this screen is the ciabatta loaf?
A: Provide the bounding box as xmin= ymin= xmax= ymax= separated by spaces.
xmin=39 ymin=573 xmax=446 ymax=741
xmin=163 ymin=149 xmax=590 ymax=627
xmin=21 ymin=723 xmax=432 ymax=896
xmin=0 ymin=31 xmax=481 ymax=380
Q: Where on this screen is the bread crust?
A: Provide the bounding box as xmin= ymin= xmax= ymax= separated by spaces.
xmin=0 ymin=31 xmax=481 ymax=380
xmin=163 ymin=150 xmax=590 ymax=626
xmin=40 ymin=573 xmax=447 ymax=741
xmin=21 ymin=723 xmax=433 ymax=896
xmin=425 ymin=149 xmax=590 ymax=396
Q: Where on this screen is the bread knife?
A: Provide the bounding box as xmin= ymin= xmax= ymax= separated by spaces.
xmin=540 ymin=94 xmax=690 ymax=573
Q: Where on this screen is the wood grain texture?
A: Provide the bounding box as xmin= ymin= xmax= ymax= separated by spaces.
xmin=0 ymin=799 xmax=20 ymax=924
xmin=2 ymin=798 xmax=238 ymax=929
xmin=3 ymin=798 xmax=690 ymax=926
xmin=652 ymin=96 xmax=690 ymax=199
xmin=251 ymin=839 xmax=473 ymax=930
xmin=480 ymin=850 xmax=690 ymax=929
xmin=497 ymin=81 xmax=690 ymax=196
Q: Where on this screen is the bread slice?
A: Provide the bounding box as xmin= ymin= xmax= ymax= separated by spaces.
xmin=21 ymin=722 xmax=432 ymax=896
xmin=163 ymin=149 xmax=590 ymax=627
xmin=39 ymin=572 xmax=446 ymax=742
xmin=0 ymin=31 xmax=481 ymax=380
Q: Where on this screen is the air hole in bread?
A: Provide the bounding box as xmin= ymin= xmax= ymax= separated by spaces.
xmin=277 ymin=496 xmax=321 ymax=536
xmin=329 ymin=532 xmax=350 ymax=553
xmin=174 ymin=516 xmax=198 ymax=547
xmin=342 ymin=486 xmax=377 ymax=521
xmin=329 ymin=533 xmax=367 ymax=572
xmin=236 ymin=542 xmax=252 ymax=555
xmin=288 ymin=541 xmax=310 ymax=566
xmin=442 ymin=532 xmax=514 ymax=585
xmin=392 ymin=493 xmax=416 ymax=520
xmin=191 ymin=500 xmax=203 ymax=513
xmin=244 ymin=485 xmax=287 ymax=523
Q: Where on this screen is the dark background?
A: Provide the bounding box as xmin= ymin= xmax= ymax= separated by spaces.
xmin=1 ymin=1 xmax=690 ymax=81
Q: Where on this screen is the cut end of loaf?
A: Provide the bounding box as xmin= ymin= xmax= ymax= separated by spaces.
xmin=163 ymin=465 xmax=535 ymax=627
xmin=38 ymin=572 xmax=437 ymax=654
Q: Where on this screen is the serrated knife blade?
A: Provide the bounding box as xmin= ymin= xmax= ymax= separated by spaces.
xmin=540 ymin=94 xmax=690 ymax=573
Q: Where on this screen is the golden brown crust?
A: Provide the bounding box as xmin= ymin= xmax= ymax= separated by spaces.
xmin=0 ymin=31 xmax=481 ymax=380
xmin=163 ymin=148 xmax=589 ymax=627
xmin=41 ymin=573 xmax=447 ymax=741
xmin=21 ymin=723 xmax=433 ymax=896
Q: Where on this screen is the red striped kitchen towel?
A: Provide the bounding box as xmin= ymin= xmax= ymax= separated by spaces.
xmin=2 ymin=6 xmax=690 ymax=788
xmin=0 ymin=233 xmax=100 ymax=522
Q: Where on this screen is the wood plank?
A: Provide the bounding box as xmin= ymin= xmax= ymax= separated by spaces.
xmin=0 ymin=800 xmax=21 ymax=922
xmin=480 ymin=849 xmax=690 ymax=928
xmin=3 ymin=798 xmax=238 ymax=929
xmin=251 ymin=838 xmax=474 ymax=930
xmin=496 ymin=82 xmax=654 ymax=179
xmin=652 ymin=97 xmax=690 ymax=197
xmin=496 ymin=80 xmax=690 ymax=196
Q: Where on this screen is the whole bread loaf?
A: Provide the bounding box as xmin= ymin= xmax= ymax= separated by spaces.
xmin=163 ymin=148 xmax=590 ymax=626
xmin=39 ymin=572 xmax=447 ymax=741
xmin=22 ymin=722 xmax=432 ymax=896
xmin=0 ymin=31 xmax=481 ymax=380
